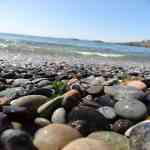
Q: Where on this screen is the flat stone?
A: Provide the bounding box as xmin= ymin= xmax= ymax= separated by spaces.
xmin=115 ymin=99 xmax=147 ymax=120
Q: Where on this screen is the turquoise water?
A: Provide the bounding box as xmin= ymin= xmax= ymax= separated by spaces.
xmin=0 ymin=32 xmax=150 ymax=61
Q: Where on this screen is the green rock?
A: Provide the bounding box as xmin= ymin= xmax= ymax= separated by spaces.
xmin=88 ymin=131 xmax=130 ymax=150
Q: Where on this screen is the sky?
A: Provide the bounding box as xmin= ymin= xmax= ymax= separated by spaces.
xmin=0 ymin=0 xmax=150 ymax=42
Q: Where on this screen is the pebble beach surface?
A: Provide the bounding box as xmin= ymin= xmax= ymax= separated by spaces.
xmin=0 ymin=58 xmax=150 ymax=150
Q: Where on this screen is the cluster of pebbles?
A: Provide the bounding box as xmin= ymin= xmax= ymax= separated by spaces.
xmin=0 ymin=60 xmax=150 ymax=149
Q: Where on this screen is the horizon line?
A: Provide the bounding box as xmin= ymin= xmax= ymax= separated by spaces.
xmin=0 ymin=31 xmax=148 ymax=43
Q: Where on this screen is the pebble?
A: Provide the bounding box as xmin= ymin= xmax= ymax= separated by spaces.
xmin=97 ymin=106 xmax=116 ymax=120
xmin=62 ymin=138 xmax=112 ymax=150
xmin=124 ymin=80 xmax=147 ymax=91
xmin=0 ymin=96 xmax=10 ymax=106
xmin=86 ymin=85 xmax=104 ymax=95
xmin=111 ymin=119 xmax=134 ymax=134
xmin=88 ymin=131 xmax=130 ymax=150
xmin=10 ymin=95 xmax=48 ymax=113
xmin=34 ymin=117 xmax=50 ymax=128
xmin=104 ymin=85 xmax=145 ymax=101
xmin=1 ymin=129 xmax=34 ymax=150
xmin=115 ymin=99 xmax=147 ymax=120
xmin=94 ymin=95 xmax=116 ymax=107
xmin=51 ymin=107 xmax=66 ymax=123
xmin=0 ymin=112 xmax=11 ymax=133
xmin=34 ymin=124 xmax=82 ymax=150
xmin=68 ymin=107 xmax=110 ymax=136
xmin=125 ymin=121 xmax=150 ymax=150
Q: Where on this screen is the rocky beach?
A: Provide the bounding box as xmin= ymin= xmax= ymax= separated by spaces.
xmin=0 ymin=58 xmax=150 ymax=150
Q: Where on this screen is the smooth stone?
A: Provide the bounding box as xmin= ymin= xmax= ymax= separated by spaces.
xmin=36 ymin=80 xmax=51 ymax=87
xmin=94 ymin=95 xmax=116 ymax=107
xmin=1 ymin=129 xmax=34 ymax=150
xmin=0 ymin=96 xmax=10 ymax=106
xmin=104 ymin=85 xmax=145 ymax=101
xmin=86 ymin=85 xmax=104 ymax=95
xmin=12 ymin=78 xmax=31 ymax=87
xmin=2 ymin=106 xmax=28 ymax=121
xmin=62 ymin=138 xmax=112 ymax=150
xmin=37 ymin=96 xmax=64 ymax=117
xmin=0 ymin=112 xmax=11 ymax=133
xmin=0 ymin=87 xmax=26 ymax=99
xmin=88 ymin=131 xmax=130 ymax=150
xmin=103 ymin=78 xmax=118 ymax=86
xmin=124 ymin=80 xmax=146 ymax=91
xmin=115 ymin=99 xmax=147 ymax=120
xmin=125 ymin=121 xmax=150 ymax=150
xmin=90 ymin=77 xmax=105 ymax=85
xmin=11 ymin=122 xmax=23 ymax=129
xmin=97 ymin=106 xmax=116 ymax=120
xmin=28 ymin=88 xmax=54 ymax=97
xmin=10 ymin=95 xmax=48 ymax=113
xmin=34 ymin=117 xmax=50 ymax=128
xmin=62 ymin=95 xmax=80 ymax=111
xmin=51 ymin=107 xmax=66 ymax=123
xmin=64 ymin=89 xmax=81 ymax=97
xmin=111 ymin=119 xmax=134 ymax=134
xmin=34 ymin=124 xmax=82 ymax=150
xmin=68 ymin=107 xmax=110 ymax=136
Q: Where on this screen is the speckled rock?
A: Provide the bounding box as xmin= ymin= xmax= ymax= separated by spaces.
xmin=51 ymin=107 xmax=66 ymax=123
xmin=88 ymin=131 xmax=130 ymax=150
xmin=97 ymin=106 xmax=116 ymax=120
xmin=1 ymin=129 xmax=34 ymax=150
xmin=125 ymin=121 xmax=150 ymax=150
xmin=62 ymin=138 xmax=112 ymax=150
xmin=34 ymin=124 xmax=82 ymax=150
xmin=115 ymin=99 xmax=147 ymax=120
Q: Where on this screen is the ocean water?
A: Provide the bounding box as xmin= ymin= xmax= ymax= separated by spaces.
xmin=0 ymin=32 xmax=150 ymax=65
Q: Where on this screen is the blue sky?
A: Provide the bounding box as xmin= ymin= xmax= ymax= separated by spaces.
xmin=0 ymin=0 xmax=150 ymax=42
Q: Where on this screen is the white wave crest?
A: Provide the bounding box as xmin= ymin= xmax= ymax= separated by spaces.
xmin=76 ymin=51 xmax=125 ymax=58
xmin=0 ymin=43 xmax=8 ymax=48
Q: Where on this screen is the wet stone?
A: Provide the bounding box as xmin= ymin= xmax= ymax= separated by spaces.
xmin=111 ymin=119 xmax=134 ymax=134
xmin=1 ymin=129 xmax=35 ymax=150
xmin=97 ymin=106 xmax=116 ymax=120
xmin=51 ymin=107 xmax=66 ymax=123
xmin=115 ymin=99 xmax=147 ymax=120
xmin=125 ymin=121 xmax=150 ymax=150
